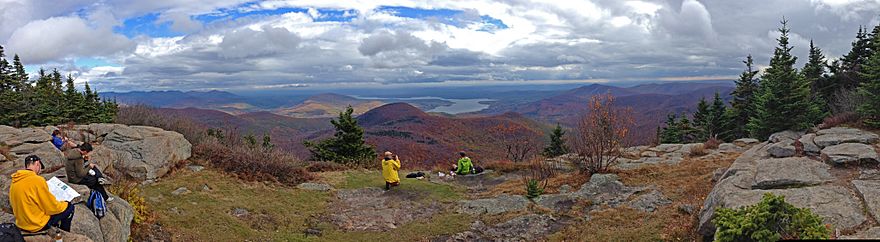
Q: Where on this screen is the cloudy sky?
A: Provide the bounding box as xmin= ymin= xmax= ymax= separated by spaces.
xmin=0 ymin=0 xmax=878 ymax=92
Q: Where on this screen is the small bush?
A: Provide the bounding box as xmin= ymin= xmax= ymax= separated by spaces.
xmin=525 ymin=179 xmax=544 ymax=199
xmin=306 ymin=161 xmax=348 ymax=172
xmin=713 ymin=193 xmax=831 ymax=241
xmin=108 ymin=180 xmax=150 ymax=224
xmin=703 ymin=138 xmax=721 ymax=150
xmin=193 ymin=140 xmax=313 ymax=185
xmin=689 ymin=144 xmax=708 ymax=157
xmin=818 ymin=112 xmax=860 ymax=129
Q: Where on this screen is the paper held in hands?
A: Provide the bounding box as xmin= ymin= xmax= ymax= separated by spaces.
xmin=47 ymin=177 xmax=80 ymax=202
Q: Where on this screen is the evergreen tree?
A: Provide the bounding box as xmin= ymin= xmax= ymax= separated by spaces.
xmin=707 ymin=92 xmax=727 ymax=140
xmin=677 ymin=114 xmax=697 ymax=143
xmin=803 ymin=40 xmax=832 ymax=108
xmin=304 ymin=106 xmax=377 ymax=165
xmin=829 ymin=26 xmax=872 ymax=93
xmin=728 ymin=55 xmax=760 ymax=139
xmin=261 ymin=134 xmax=275 ymax=151
xmin=542 ymin=124 xmax=569 ymax=157
xmin=692 ymin=97 xmax=711 ymax=140
xmin=747 ymin=19 xmax=824 ymax=140
xmin=660 ymin=113 xmax=681 ymax=143
xmin=858 ymin=28 xmax=880 ymax=128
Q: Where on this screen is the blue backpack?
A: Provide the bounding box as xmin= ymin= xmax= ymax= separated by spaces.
xmin=86 ymin=190 xmax=106 ymax=219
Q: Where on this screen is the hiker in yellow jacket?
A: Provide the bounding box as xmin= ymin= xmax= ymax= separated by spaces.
xmin=10 ymin=155 xmax=75 ymax=232
xmin=382 ymin=151 xmax=401 ymax=190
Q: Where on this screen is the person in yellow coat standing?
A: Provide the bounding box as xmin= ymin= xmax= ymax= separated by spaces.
xmin=382 ymin=151 xmax=401 ymax=190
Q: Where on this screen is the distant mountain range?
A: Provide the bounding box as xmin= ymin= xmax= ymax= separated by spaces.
xmin=478 ymin=82 xmax=735 ymax=144
xmin=110 ymin=81 xmax=736 ymax=154
xmin=157 ymin=102 xmax=546 ymax=166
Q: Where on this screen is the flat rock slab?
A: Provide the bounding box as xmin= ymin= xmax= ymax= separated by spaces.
xmin=853 ymin=180 xmax=880 ymax=222
xmin=627 ymin=190 xmax=671 ymax=212
xmin=861 ymin=169 xmax=880 ymax=180
xmin=457 ymin=195 xmax=529 ymax=215
xmin=331 ymin=188 xmax=440 ymax=231
xmin=800 ymin=133 xmax=821 ymax=154
xmin=733 ymin=138 xmax=760 ymax=147
xmin=821 ymin=143 xmax=880 ymax=165
xmin=752 ymin=157 xmax=833 ymax=189
xmin=842 ymin=227 xmax=880 ymax=239
xmin=815 ymin=127 xmax=880 ymax=147
xmin=769 ymin=185 xmax=868 ymax=232
xmin=446 ymin=214 xmax=563 ymax=242
xmin=767 ymin=140 xmax=796 ymax=158
xmin=297 ymin=183 xmax=333 ymax=191
xmin=648 ymin=144 xmax=682 ymax=153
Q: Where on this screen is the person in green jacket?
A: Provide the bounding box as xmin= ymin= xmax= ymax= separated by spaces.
xmin=454 ymin=151 xmax=473 ymax=175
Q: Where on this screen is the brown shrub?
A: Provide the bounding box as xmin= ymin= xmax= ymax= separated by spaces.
xmin=818 ymin=112 xmax=860 ymax=129
xmin=703 ymin=138 xmax=721 ymax=150
xmin=689 ymin=144 xmax=708 ymax=157
xmin=482 ymin=160 xmax=533 ymax=173
xmin=116 ymin=104 xmax=208 ymax=144
xmin=193 ymin=140 xmax=313 ymax=185
xmin=570 ymin=93 xmax=635 ymax=174
xmin=305 ymin=161 xmax=347 ymax=172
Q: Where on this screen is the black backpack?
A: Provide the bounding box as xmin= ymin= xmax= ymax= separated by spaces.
xmin=0 ymin=223 xmax=24 ymax=242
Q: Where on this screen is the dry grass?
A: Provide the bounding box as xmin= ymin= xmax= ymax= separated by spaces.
xmin=689 ymin=144 xmax=708 ymax=157
xmin=482 ymin=160 xmax=534 ymax=173
xmin=704 ymin=138 xmax=721 ymax=149
xmin=550 ymin=153 xmax=738 ymax=241
xmin=483 ymin=171 xmax=589 ymax=197
xmin=818 ymin=112 xmax=861 ymax=129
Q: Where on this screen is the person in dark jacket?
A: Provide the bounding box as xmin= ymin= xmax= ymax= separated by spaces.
xmin=64 ymin=143 xmax=112 ymax=201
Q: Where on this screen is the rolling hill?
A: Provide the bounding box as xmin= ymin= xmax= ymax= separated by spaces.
xmin=479 ymin=82 xmax=735 ymax=144
xmin=273 ymin=93 xmax=386 ymax=118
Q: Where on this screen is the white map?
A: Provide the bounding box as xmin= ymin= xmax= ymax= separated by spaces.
xmin=46 ymin=177 xmax=80 ymax=202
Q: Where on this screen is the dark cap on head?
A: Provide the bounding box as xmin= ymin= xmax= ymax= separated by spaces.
xmin=78 ymin=142 xmax=93 ymax=152
xmin=459 ymin=151 xmax=467 ymax=157
xmin=24 ymin=155 xmax=44 ymax=169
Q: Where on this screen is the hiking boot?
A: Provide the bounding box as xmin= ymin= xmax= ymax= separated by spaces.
xmin=98 ymin=177 xmax=112 ymax=185
xmin=106 ymin=196 xmax=114 ymax=202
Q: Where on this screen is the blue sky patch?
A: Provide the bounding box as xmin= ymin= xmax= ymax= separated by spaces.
xmin=114 ymin=13 xmax=182 ymax=38
xmin=377 ymin=6 xmax=507 ymax=31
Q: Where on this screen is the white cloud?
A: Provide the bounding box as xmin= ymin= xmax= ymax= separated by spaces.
xmin=5 ymin=16 xmax=135 ymax=63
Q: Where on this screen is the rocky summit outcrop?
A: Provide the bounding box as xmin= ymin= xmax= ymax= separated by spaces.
xmin=0 ymin=173 xmax=134 ymax=242
xmin=0 ymin=124 xmax=192 ymax=181
xmin=698 ymin=127 xmax=880 ymax=238
xmin=0 ymin=124 xmax=190 ymax=242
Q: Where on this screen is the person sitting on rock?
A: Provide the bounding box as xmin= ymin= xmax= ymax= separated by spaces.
xmin=10 ymin=155 xmax=75 ymax=232
xmin=50 ymin=130 xmax=70 ymax=150
xmin=454 ymin=151 xmax=474 ymax=175
xmin=64 ymin=143 xmax=112 ymax=201
xmin=381 ymin=151 xmax=401 ymax=190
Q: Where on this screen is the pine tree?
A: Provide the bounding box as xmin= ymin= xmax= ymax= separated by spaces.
xmin=858 ymin=27 xmax=880 ymax=128
xmin=803 ymin=40 xmax=831 ymax=109
xmin=660 ymin=113 xmax=681 ymax=143
xmin=677 ymin=114 xmax=697 ymax=143
xmin=304 ymin=106 xmax=377 ymax=165
xmin=692 ymin=97 xmax=711 ymax=140
xmin=830 ymin=26 xmax=872 ymax=93
xmin=542 ymin=124 xmax=569 ymax=157
xmin=728 ymin=55 xmax=760 ymax=139
xmin=707 ymin=92 xmax=727 ymax=140
xmin=747 ymin=19 xmax=824 ymax=140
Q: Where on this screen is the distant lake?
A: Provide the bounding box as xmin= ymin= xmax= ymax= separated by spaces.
xmin=353 ymin=96 xmax=495 ymax=114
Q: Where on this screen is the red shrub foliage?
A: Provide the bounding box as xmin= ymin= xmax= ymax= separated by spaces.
xmin=818 ymin=112 xmax=860 ymax=129
xmin=571 ymin=93 xmax=635 ymax=174
xmin=193 ymin=140 xmax=313 ymax=185
xmin=305 ymin=161 xmax=348 ymax=172
xmin=703 ymin=137 xmax=721 ymax=150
